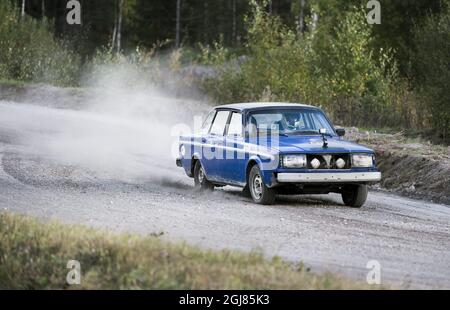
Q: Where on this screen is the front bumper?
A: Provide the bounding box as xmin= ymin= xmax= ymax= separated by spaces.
xmin=277 ymin=172 xmax=381 ymax=183
xmin=176 ymin=157 xmax=182 ymax=167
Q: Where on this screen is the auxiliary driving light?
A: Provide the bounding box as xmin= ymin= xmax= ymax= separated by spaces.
xmin=310 ymin=158 xmax=321 ymax=169
xmin=336 ymin=158 xmax=346 ymax=169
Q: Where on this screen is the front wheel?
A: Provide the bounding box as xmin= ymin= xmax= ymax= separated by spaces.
xmin=341 ymin=184 xmax=368 ymax=208
xmin=194 ymin=161 xmax=214 ymax=191
xmin=249 ymin=165 xmax=276 ymax=205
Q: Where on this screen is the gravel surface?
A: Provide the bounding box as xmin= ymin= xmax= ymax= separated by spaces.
xmin=0 ymin=100 xmax=449 ymax=289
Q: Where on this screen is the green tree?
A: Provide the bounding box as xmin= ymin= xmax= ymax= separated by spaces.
xmin=312 ymin=7 xmax=396 ymax=125
xmin=412 ymin=6 xmax=450 ymax=140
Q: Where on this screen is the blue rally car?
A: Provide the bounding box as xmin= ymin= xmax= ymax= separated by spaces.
xmin=176 ymin=103 xmax=381 ymax=207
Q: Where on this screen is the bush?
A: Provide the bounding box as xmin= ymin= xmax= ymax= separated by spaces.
xmin=0 ymin=2 xmax=81 ymax=86
xmin=412 ymin=7 xmax=450 ymax=141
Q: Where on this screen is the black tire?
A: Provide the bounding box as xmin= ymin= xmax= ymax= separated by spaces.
xmin=341 ymin=184 xmax=368 ymax=208
xmin=248 ymin=165 xmax=276 ymax=205
xmin=193 ymin=161 xmax=214 ymax=191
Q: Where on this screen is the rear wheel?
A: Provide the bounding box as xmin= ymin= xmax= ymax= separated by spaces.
xmin=342 ymin=184 xmax=368 ymax=208
xmin=249 ymin=165 xmax=276 ymax=205
xmin=193 ymin=161 xmax=214 ymax=191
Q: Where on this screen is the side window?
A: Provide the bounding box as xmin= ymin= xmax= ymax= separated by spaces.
xmin=227 ymin=112 xmax=243 ymax=137
xmin=210 ymin=110 xmax=229 ymax=136
xmin=201 ymin=110 xmax=216 ymax=134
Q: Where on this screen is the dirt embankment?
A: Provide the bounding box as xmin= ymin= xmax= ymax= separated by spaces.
xmin=347 ymin=128 xmax=450 ymax=204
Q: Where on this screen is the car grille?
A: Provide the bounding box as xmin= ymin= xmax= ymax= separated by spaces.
xmin=306 ymin=154 xmax=351 ymax=169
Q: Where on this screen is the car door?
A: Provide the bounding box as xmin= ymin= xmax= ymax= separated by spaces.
xmin=201 ymin=110 xmax=229 ymax=180
xmin=222 ymin=111 xmax=246 ymax=185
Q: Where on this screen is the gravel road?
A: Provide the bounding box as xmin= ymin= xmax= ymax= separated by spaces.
xmin=0 ymin=99 xmax=449 ymax=289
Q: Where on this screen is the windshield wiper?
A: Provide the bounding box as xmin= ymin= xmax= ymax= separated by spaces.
xmin=291 ymin=130 xmax=334 ymax=137
xmin=255 ymin=131 xmax=289 ymax=137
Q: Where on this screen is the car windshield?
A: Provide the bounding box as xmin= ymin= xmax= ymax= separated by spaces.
xmin=248 ymin=109 xmax=335 ymax=136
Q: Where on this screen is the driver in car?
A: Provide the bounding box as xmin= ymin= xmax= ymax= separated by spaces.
xmin=284 ymin=113 xmax=299 ymax=130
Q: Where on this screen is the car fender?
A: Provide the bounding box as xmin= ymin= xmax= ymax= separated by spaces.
xmin=188 ymin=152 xmax=203 ymax=177
xmin=246 ymin=155 xmax=277 ymax=188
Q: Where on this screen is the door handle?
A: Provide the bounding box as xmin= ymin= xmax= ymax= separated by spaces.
xmin=201 ymin=138 xmax=207 ymax=143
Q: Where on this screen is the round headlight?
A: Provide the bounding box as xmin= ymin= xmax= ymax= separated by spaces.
xmin=310 ymin=158 xmax=321 ymax=169
xmin=180 ymin=145 xmax=186 ymax=157
xmin=336 ymin=158 xmax=346 ymax=169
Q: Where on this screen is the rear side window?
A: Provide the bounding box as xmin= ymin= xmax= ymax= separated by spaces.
xmin=227 ymin=112 xmax=243 ymax=137
xmin=210 ymin=110 xmax=229 ymax=136
xmin=201 ymin=110 xmax=216 ymax=134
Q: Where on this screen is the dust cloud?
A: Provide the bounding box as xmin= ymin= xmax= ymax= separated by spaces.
xmin=0 ymin=63 xmax=211 ymax=184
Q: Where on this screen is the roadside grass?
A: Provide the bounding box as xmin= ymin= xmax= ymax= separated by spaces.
xmin=0 ymin=213 xmax=375 ymax=290
xmin=347 ymin=128 xmax=450 ymax=158
xmin=0 ymin=79 xmax=86 ymax=93
xmin=0 ymin=78 xmax=28 ymax=87
xmin=357 ymin=126 xmax=450 ymax=147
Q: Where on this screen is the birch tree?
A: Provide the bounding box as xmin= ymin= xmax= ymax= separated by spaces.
xmin=42 ymin=0 xmax=45 ymax=19
xmin=297 ymin=0 xmax=305 ymax=35
xmin=111 ymin=0 xmax=117 ymax=50
xmin=116 ymin=0 xmax=123 ymax=52
xmin=111 ymin=0 xmax=124 ymax=53
xmin=21 ymin=0 xmax=26 ymax=18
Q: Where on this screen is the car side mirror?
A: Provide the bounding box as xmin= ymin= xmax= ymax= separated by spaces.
xmin=336 ymin=128 xmax=345 ymax=137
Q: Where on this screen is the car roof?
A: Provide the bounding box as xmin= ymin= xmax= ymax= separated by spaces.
xmin=214 ymin=102 xmax=319 ymax=112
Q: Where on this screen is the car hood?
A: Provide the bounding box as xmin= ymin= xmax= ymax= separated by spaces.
xmin=267 ymin=135 xmax=374 ymax=153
